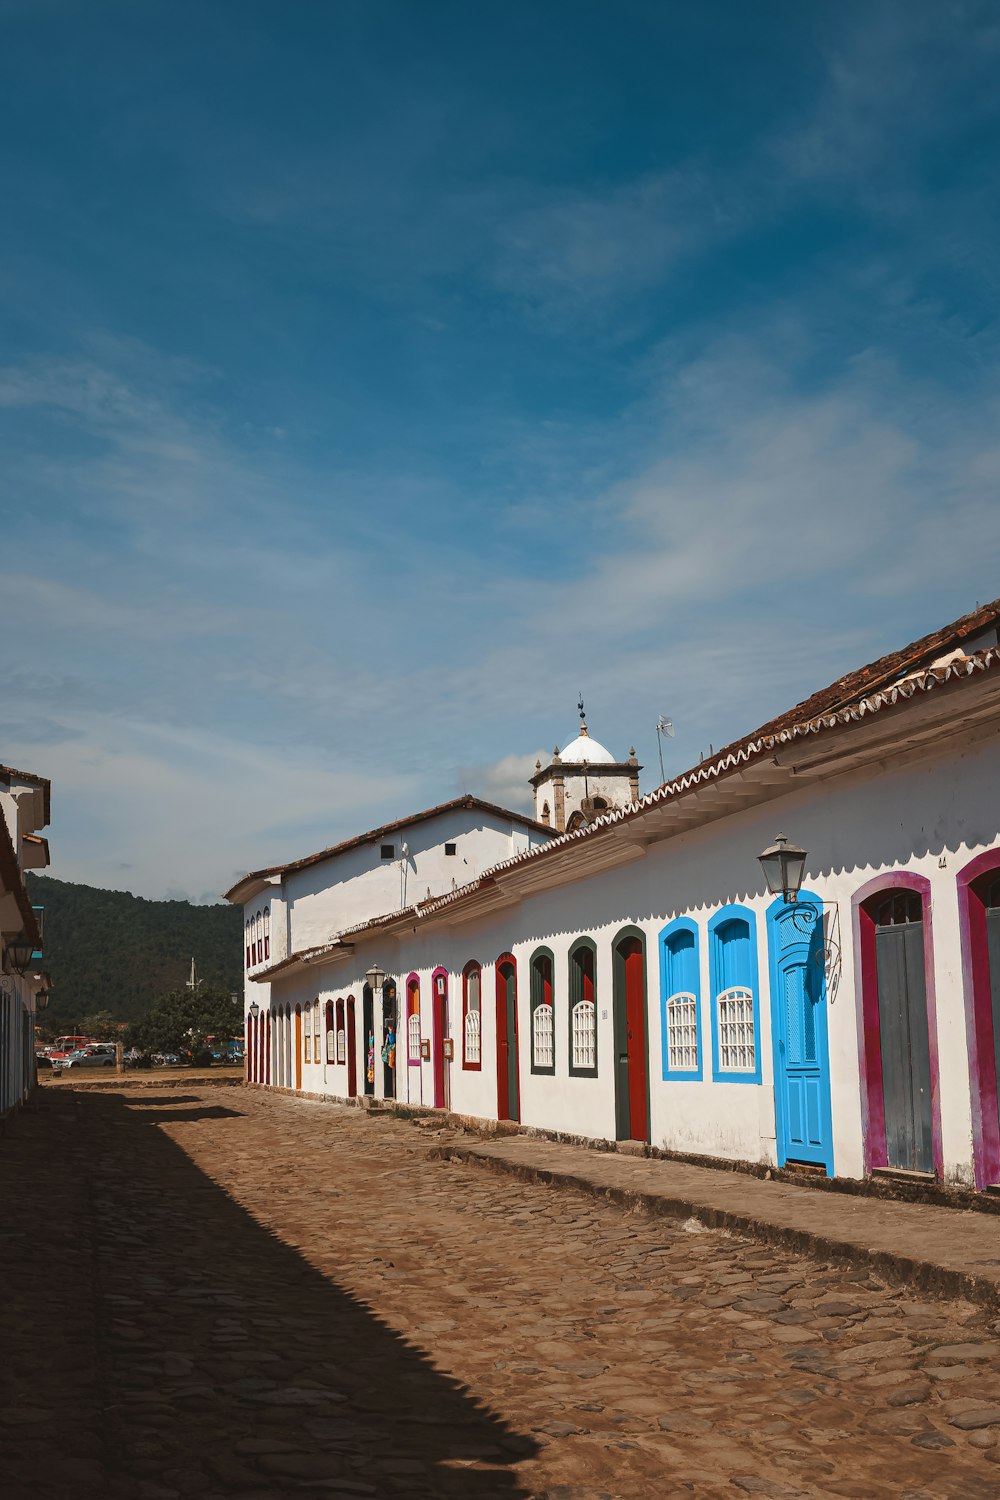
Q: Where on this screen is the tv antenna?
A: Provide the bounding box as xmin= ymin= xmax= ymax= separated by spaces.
xmin=655 ymin=715 xmax=675 ymax=783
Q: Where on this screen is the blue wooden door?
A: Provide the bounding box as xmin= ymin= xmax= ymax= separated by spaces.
xmin=768 ymin=898 xmax=834 ymax=1174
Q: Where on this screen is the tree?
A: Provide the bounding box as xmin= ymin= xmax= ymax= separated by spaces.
xmin=127 ymin=985 xmax=242 ymax=1056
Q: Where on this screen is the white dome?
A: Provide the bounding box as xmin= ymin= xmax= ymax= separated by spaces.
xmin=559 ymin=731 xmax=616 ymax=765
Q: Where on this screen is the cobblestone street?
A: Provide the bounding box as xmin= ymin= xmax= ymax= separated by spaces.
xmin=4 ymin=1085 xmax=1000 ymax=1500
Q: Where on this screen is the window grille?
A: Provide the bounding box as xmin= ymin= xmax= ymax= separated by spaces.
xmin=408 ymin=1011 xmax=421 ymax=1062
xmin=571 ymin=999 xmax=596 ymax=1070
xmin=717 ymin=987 xmax=755 ymax=1073
xmin=533 ymin=1002 xmax=554 ymax=1069
xmin=465 ymin=1007 xmax=481 ymax=1064
xmin=336 ymin=1028 xmax=346 ymax=1063
xmin=666 ymin=992 xmax=698 ymax=1072
xmin=464 ymin=965 xmax=482 ymax=1066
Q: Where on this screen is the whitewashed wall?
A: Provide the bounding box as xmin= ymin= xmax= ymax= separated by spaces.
xmin=259 ymin=729 xmax=1000 ymax=1187
xmin=285 ymin=808 xmax=544 ymax=952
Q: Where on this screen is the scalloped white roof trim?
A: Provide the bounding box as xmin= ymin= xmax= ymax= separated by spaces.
xmin=304 ymin=646 xmax=1000 ymax=957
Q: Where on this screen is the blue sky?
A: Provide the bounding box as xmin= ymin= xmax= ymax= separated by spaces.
xmin=3 ymin=0 xmax=1000 ymax=901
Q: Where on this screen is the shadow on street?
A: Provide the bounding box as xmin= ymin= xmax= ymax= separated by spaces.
xmin=0 ymin=1087 xmax=538 ymax=1499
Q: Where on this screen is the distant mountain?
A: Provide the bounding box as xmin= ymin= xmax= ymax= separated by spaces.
xmin=25 ymin=873 xmax=243 ymax=1025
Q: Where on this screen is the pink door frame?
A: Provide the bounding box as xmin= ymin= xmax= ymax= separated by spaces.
xmin=957 ymin=848 xmax=1000 ymax=1188
xmin=431 ymin=966 xmax=448 ymax=1109
xmin=852 ymin=871 xmax=943 ymax=1177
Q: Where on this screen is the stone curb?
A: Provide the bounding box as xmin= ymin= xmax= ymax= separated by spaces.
xmin=433 ymin=1142 xmax=1000 ymax=1312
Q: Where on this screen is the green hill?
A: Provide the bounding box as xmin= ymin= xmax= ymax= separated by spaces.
xmin=25 ymin=873 xmax=243 ymax=1026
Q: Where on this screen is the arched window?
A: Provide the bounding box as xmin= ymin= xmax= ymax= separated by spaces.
xmin=304 ymin=1000 xmax=312 ymax=1063
xmin=312 ymin=998 xmax=320 ymax=1060
xmin=568 ymin=938 xmax=597 ymax=1076
xmin=263 ymin=907 xmax=270 ymax=961
xmin=660 ymin=918 xmax=701 ymax=1079
xmin=541 ymin=801 xmax=551 ymax=826
xmin=958 ymin=852 xmax=1000 ymax=1188
xmin=709 ymin=907 xmax=760 ymax=1083
xmin=530 ymin=947 xmax=555 ymax=1075
xmin=326 ymin=1000 xmax=336 ymax=1063
xmin=255 ymin=912 xmax=263 ymax=964
xmin=407 ymin=976 xmax=421 ymax=1065
xmin=245 ymin=923 xmax=251 ymax=970
xmin=463 ymin=961 xmax=482 ymax=1068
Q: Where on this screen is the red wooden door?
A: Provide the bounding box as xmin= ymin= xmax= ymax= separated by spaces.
xmin=495 ymin=958 xmax=519 ymax=1121
xmin=433 ymin=980 xmax=447 ymax=1109
xmin=294 ymin=1006 xmax=303 ymax=1090
xmin=346 ymin=998 xmax=357 ymax=1096
xmin=624 ymin=941 xmax=648 ymax=1141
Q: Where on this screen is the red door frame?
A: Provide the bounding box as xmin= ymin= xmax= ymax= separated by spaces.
xmin=246 ymin=1014 xmax=254 ymax=1082
xmin=346 ymin=996 xmax=358 ymax=1096
xmin=495 ymin=954 xmax=519 ymax=1122
xmin=852 ymin=871 xmax=942 ymax=1177
xmin=624 ymin=938 xmax=649 ymax=1142
xmin=611 ymin=927 xmax=649 ymax=1143
xmin=265 ymin=1010 xmax=271 ymax=1085
xmin=958 ymin=850 xmax=1000 ymax=1188
xmin=294 ymin=1005 xmax=303 ymax=1090
xmin=432 ymin=966 xmax=448 ymax=1109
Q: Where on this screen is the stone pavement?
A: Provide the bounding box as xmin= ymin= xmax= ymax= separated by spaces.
xmin=1 ymin=1086 xmax=999 ymax=1500
xmin=433 ymin=1135 xmax=1000 ymax=1309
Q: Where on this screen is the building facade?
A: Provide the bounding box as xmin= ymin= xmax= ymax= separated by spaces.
xmin=0 ymin=763 xmax=52 ymax=1121
xmin=229 ymin=601 xmax=1000 ymax=1193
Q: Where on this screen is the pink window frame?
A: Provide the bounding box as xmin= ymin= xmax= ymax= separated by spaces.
xmin=406 ymin=973 xmax=421 ymax=1068
xmin=462 ymin=960 xmax=482 ymax=1070
xmin=957 ymin=848 xmax=1000 ymax=1188
xmin=852 ymin=871 xmax=942 ymax=1177
xmin=264 ymin=907 xmax=270 ymax=961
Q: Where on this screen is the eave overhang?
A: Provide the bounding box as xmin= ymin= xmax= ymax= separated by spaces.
xmin=260 ymin=644 xmax=1000 ymax=992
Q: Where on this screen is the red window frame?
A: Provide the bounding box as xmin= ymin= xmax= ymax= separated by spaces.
xmin=462 ymin=960 xmax=483 ymax=1070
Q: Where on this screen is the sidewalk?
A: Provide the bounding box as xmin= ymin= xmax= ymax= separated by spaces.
xmin=433 ymin=1135 xmax=1000 ymax=1309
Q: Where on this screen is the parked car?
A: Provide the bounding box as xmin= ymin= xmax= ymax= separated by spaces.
xmin=55 ymin=1045 xmax=117 ymax=1071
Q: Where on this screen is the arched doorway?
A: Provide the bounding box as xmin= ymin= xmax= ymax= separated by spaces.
xmin=958 ymin=851 xmax=1000 ymax=1187
xmin=767 ymin=895 xmax=833 ymax=1174
xmin=432 ymin=968 xmax=449 ymax=1110
xmin=855 ymin=876 xmax=939 ymax=1176
xmin=382 ymin=980 xmax=398 ymax=1099
xmin=362 ymin=985 xmax=375 ymax=1095
xmin=612 ymin=927 xmax=649 ymax=1142
xmin=346 ymin=996 xmax=358 ymax=1097
xmin=495 ymin=955 xmax=519 ymax=1122
xmin=294 ymin=1005 xmax=303 ymax=1090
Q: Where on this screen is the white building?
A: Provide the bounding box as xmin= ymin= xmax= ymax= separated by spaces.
xmin=0 ymin=762 xmax=52 ymax=1121
xmin=228 ymin=599 xmax=1000 ymax=1193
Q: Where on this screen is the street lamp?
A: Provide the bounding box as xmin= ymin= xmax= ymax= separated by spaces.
xmin=248 ymin=1001 xmax=260 ymax=1021
xmin=366 ymin=962 xmax=386 ymax=995
xmin=4 ymin=932 xmax=35 ymax=976
xmin=757 ymin=833 xmax=808 ymax=904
